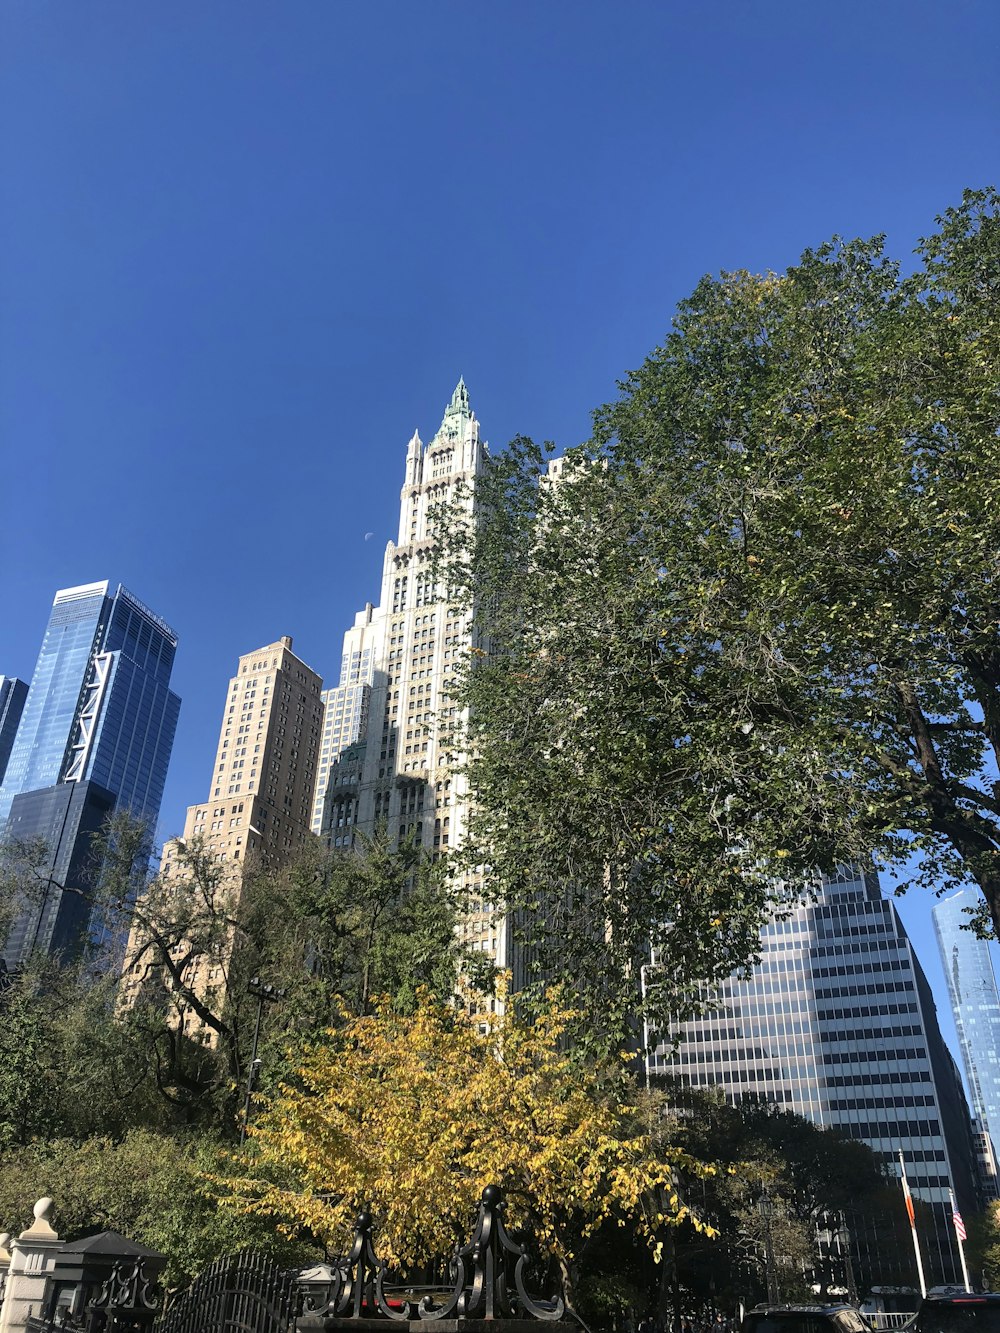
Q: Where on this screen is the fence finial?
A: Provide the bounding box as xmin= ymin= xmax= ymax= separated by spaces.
xmin=20 ymin=1199 xmax=57 ymax=1241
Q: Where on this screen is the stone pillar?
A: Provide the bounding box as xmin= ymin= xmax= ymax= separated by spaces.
xmin=0 ymin=1199 xmax=61 ymax=1333
xmin=0 ymin=1233 xmax=11 ymax=1314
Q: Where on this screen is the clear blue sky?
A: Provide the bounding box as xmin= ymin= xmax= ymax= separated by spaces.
xmin=2 ymin=1 xmax=997 ymax=1060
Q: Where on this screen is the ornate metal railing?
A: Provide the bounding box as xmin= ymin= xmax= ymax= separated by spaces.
xmin=154 ymin=1251 xmax=296 ymax=1333
xmin=24 ymin=1257 xmax=163 ymax=1333
xmin=91 ymin=1256 xmax=163 ymax=1331
xmin=300 ymin=1183 xmax=565 ymax=1324
xmin=47 ymin=1182 xmax=570 ymax=1333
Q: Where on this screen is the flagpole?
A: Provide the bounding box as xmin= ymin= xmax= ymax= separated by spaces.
xmin=949 ymin=1189 xmax=972 ymax=1293
xmin=899 ymin=1150 xmax=928 ymax=1299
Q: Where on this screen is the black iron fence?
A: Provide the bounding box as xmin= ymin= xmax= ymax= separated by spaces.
xmin=21 ymin=1185 xmax=568 ymax=1333
xmin=155 ymin=1251 xmax=296 ymax=1333
xmin=298 ymin=1184 xmax=565 ymax=1324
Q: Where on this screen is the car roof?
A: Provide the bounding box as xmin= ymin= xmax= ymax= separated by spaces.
xmin=747 ymin=1308 xmax=858 ymax=1316
xmin=921 ymin=1297 xmax=1000 ymax=1304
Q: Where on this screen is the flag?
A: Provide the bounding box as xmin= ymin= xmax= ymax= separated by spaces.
xmin=899 ymin=1150 xmax=928 ymax=1298
xmin=950 ymin=1190 xmax=968 ymax=1243
xmin=899 ymin=1151 xmax=916 ymax=1228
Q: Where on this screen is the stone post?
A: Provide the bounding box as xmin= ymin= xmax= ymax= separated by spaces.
xmin=0 ymin=1199 xmax=61 ymax=1333
xmin=0 ymin=1233 xmax=11 ymax=1314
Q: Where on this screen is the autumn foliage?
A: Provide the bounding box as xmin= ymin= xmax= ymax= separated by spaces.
xmin=217 ymin=990 xmax=712 ymax=1286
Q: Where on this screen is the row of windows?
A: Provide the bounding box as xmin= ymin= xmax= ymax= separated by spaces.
xmin=671 ymin=1046 xmax=774 ymax=1064
xmin=822 ymin=1046 xmax=928 ymax=1064
xmin=835 ymin=1118 xmax=942 ymax=1138
xmin=826 ymin=1092 xmax=935 ymax=1110
xmin=815 ymin=979 xmax=917 ymax=998
xmin=814 ymin=922 xmax=895 ymax=940
xmin=811 ymin=959 xmax=912 ymax=979
xmin=810 ymin=938 xmax=906 ymax=959
xmin=817 ymin=1002 xmax=918 ymax=1019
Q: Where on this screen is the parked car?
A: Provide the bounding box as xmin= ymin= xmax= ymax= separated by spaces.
xmin=912 ymin=1295 xmax=1000 ymax=1333
xmin=743 ymin=1305 xmax=874 ymax=1333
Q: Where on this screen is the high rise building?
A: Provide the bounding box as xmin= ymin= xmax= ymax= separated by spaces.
xmin=649 ymin=865 xmax=980 ymax=1288
xmin=310 ymin=605 xmax=380 ymax=835
xmin=120 ymin=636 xmax=323 ymax=1021
xmin=0 ymin=676 xmax=28 ymax=787
xmin=933 ymin=887 xmax=1000 ymax=1192
xmin=1 ymin=581 xmax=180 ymax=967
xmin=4 ymin=781 xmax=117 ymax=962
xmin=164 ymin=636 xmax=323 ymax=869
xmin=317 ymin=381 xmax=510 ymax=971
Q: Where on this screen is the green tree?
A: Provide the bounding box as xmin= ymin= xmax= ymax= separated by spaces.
xmin=658 ymin=1088 xmax=899 ymax=1307
xmin=1 ymin=814 xmax=468 ymax=1137
xmin=440 ymin=188 xmax=1000 ymax=1042
xmin=0 ymin=1129 xmax=314 ymax=1287
xmin=0 ymin=957 xmax=175 ymax=1148
xmin=273 ymin=827 xmax=468 ymax=1019
xmin=122 ymin=823 xmax=469 ymax=1127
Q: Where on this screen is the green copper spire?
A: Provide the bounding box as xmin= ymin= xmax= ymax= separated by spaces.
xmin=443 ymin=376 xmax=471 ymax=420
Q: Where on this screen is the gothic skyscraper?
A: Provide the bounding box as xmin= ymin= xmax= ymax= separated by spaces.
xmin=318 ymin=381 xmax=509 ymax=971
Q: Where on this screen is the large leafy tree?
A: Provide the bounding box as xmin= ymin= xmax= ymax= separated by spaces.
xmin=119 ymin=824 xmax=468 ymax=1122
xmin=441 ymin=188 xmax=1000 ymax=1038
xmin=0 ymin=958 xmax=174 ymax=1148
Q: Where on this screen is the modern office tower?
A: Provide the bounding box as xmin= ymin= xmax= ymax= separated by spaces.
xmin=0 ymin=582 xmax=179 ymax=829
xmin=4 ymin=782 xmax=116 ymax=962
xmin=0 ymin=676 xmax=28 ymax=786
xmin=649 ymin=866 xmax=980 ymax=1288
xmin=971 ymin=1119 xmax=999 ymax=1199
xmin=317 ymin=381 xmax=510 ymax=971
xmin=1 ymin=581 xmax=180 ymax=968
xmin=933 ymin=887 xmax=1000 ymax=1192
xmin=310 ymin=605 xmax=380 ymax=835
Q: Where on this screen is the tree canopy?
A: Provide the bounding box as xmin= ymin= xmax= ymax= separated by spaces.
xmin=0 ymin=1129 xmax=312 ymax=1287
xmin=0 ymin=819 xmax=467 ymax=1135
xmin=0 ymin=825 xmax=473 ymax=1280
xmin=441 ymin=187 xmax=1000 ymax=1038
xmin=659 ymin=1087 xmax=912 ymax=1307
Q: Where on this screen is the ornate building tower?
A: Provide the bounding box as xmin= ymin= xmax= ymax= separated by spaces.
xmin=319 ymin=381 xmax=509 ymax=973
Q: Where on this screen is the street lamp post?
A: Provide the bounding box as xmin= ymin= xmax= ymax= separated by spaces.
xmin=239 ymin=976 xmax=286 ymax=1146
xmin=759 ymin=1189 xmax=780 ymax=1305
xmin=834 ymin=1214 xmax=857 ymax=1306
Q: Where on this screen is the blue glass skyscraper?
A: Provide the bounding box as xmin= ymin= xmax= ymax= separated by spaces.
xmin=0 ymin=676 xmax=28 ymax=787
xmin=0 ymin=580 xmax=180 ymax=966
xmin=933 ymin=888 xmax=1000 ymax=1172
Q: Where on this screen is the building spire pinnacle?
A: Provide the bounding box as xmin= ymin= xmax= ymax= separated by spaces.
xmin=443 ymin=376 xmax=471 ymax=422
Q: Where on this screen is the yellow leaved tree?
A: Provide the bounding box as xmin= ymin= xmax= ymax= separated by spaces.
xmin=215 ymin=989 xmax=712 ymax=1308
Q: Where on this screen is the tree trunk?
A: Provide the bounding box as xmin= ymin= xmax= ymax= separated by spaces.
xmin=558 ymin=1257 xmax=581 ymax=1321
xmin=656 ymin=1229 xmax=678 ymax=1332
